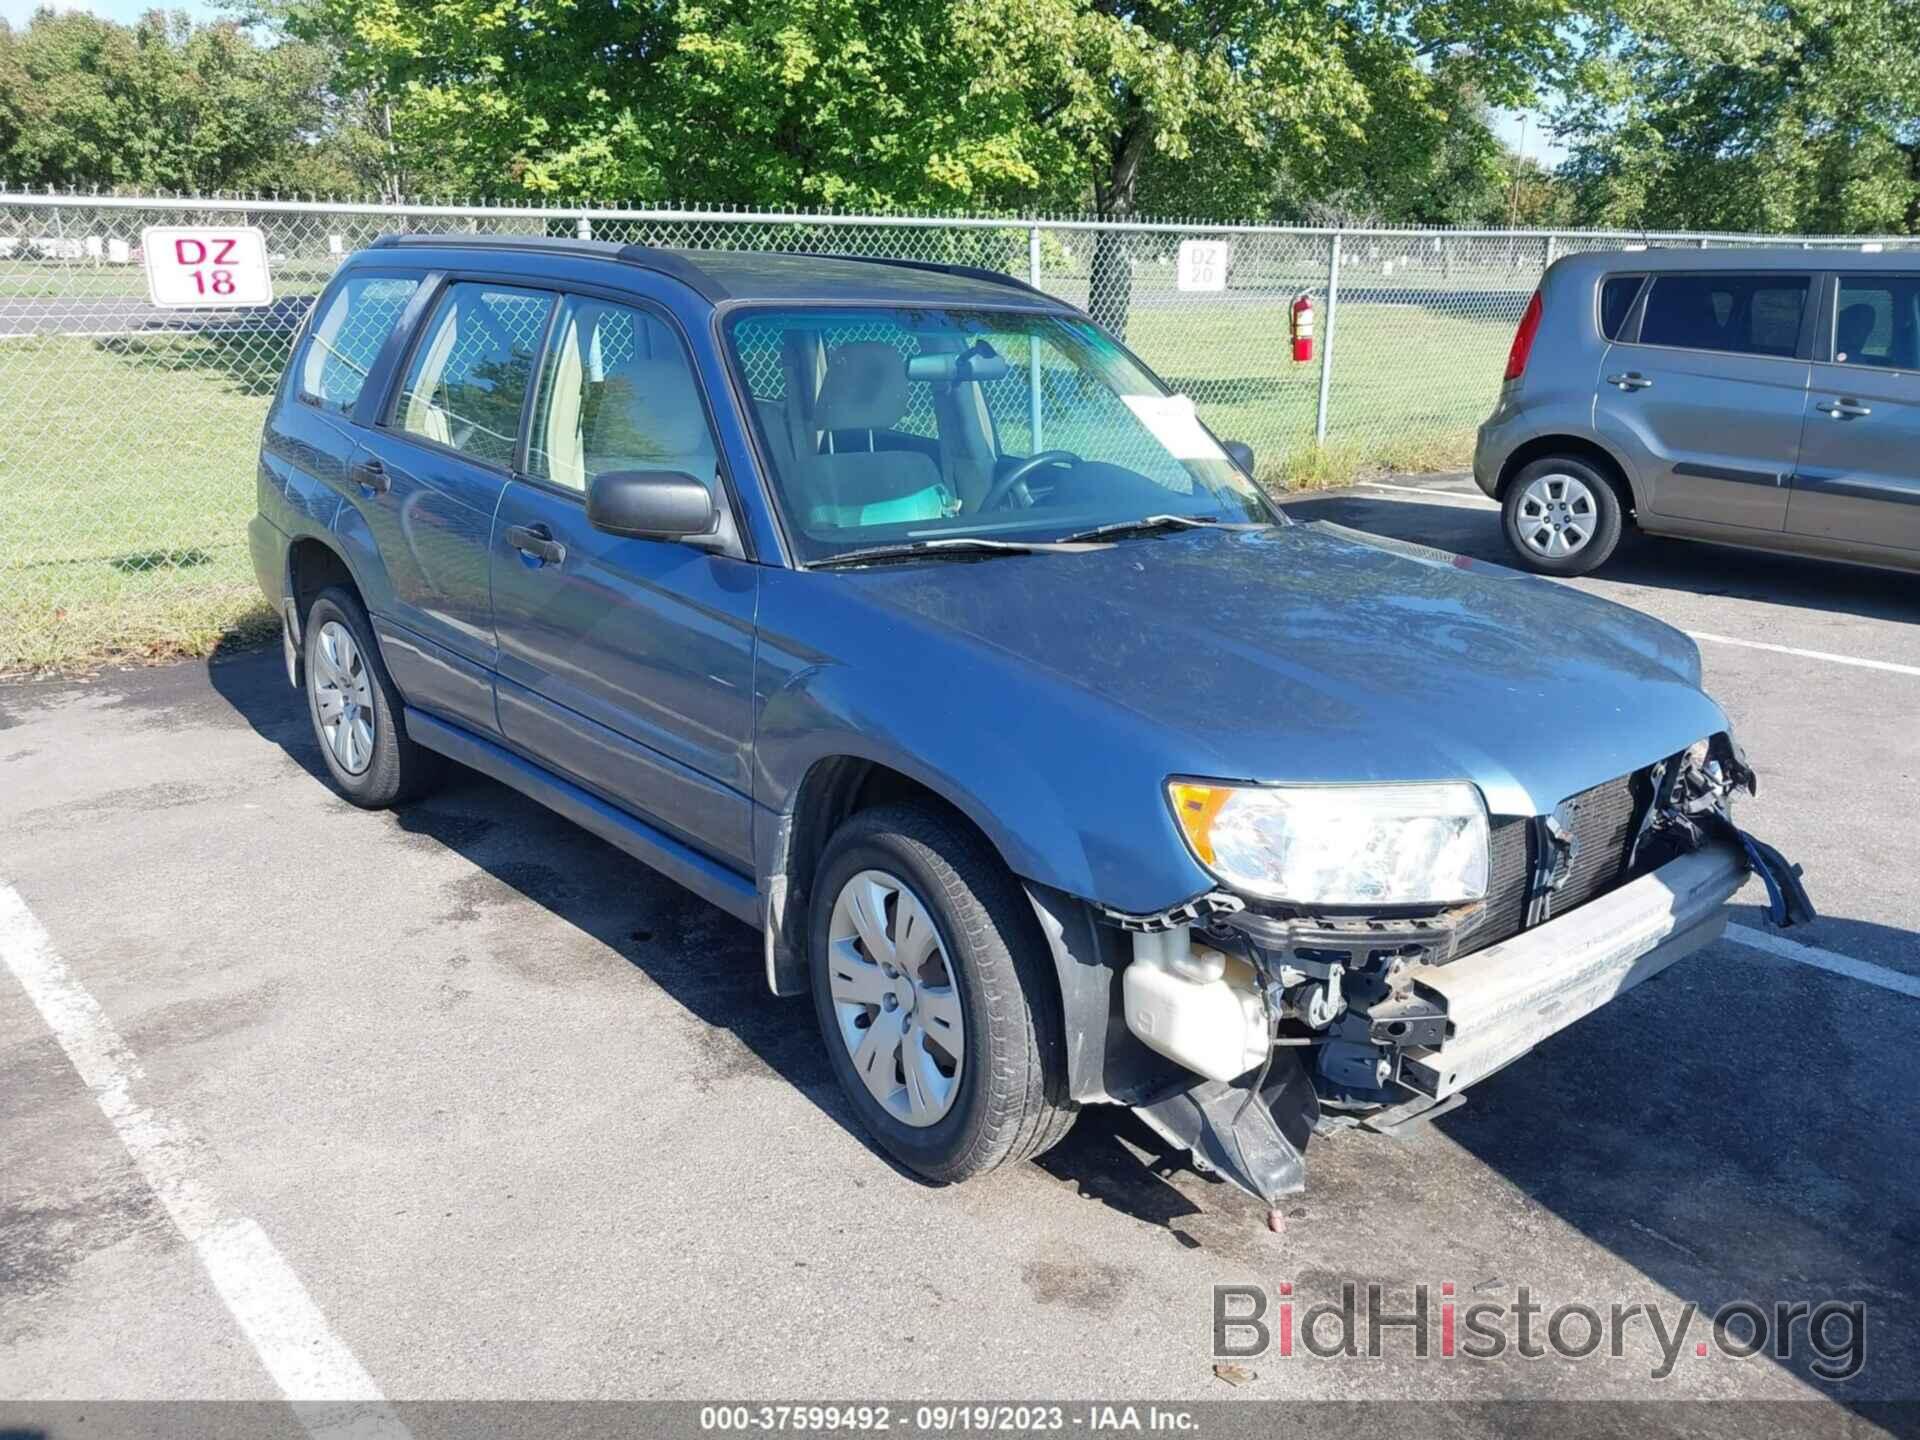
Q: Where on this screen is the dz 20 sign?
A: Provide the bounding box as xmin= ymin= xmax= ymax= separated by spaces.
xmin=142 ymin=226 xmax=274 ymax=308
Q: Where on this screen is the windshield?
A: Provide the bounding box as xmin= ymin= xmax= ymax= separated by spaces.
xmin=723 ymin=306 xmax=1273 ymax=562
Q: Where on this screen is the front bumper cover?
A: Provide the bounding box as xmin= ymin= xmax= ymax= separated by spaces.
xmin=1130 ymin=835 xmax=1774 ymax=1210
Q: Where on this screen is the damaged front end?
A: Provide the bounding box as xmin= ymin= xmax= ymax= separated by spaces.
xmin=1111 ymin=734 xmax=1812 ymax=1214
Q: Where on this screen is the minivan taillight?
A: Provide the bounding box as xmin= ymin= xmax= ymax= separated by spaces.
xmin=1504 ymin=290 xmax=1543 ymax=381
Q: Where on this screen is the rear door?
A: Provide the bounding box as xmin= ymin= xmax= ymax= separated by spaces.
xmin=489 ymin=289 xmax=759 ymax=872
xmin=350 ymin=279 xmax=554 ymax=734
xmin=1788 ymin=271 xmax=1920 ymax=554
xmin=1594 ymin=269 xmax=1814 ymax=531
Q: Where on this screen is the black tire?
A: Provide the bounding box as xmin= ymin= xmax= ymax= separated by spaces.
xmin=808 ymin=803 xmax=1075 ymax=1184
xmin=302 ymin=587 xmax=441 ymax=809
xmin=1501 ymin=455 xmax=1626 ymax=576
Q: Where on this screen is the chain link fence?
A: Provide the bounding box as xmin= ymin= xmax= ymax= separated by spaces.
xmin=2 ymin=193 xmax=1913 ymax=671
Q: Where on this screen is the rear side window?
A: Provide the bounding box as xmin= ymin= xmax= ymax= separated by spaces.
xmin=1834 ymin=276 xmax=1920 ymax=371
xmin=1638 ymin=273 xmax=1810 ymax=358
xmin=298 ymin=275 xmax=419 ymax=413
xmin=1599 ymin=276 xmax=1644 ymax=339
xmin=393 ymin=283 xmax=553 ymax=468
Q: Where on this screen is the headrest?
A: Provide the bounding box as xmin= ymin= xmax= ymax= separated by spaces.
xmin=595 ymin=357 xmax=712 ymax=463
xmin=1836 ymin=303 xmax=1877 ymax=359
xmin=814 ymin=342 xmax=909 ymax=431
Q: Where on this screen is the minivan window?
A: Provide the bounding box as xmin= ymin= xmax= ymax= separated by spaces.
xmin=1834 ymin=276 xmax=1920 ymax=371
xmin=394 ymin=283 xmax=553 ymax=468
xmin=526 ymin=298 xmax=721 ymax=496
xmin=298 ymin=275 xmax=419 ymax=413
xmin=1638 ymin=273 xmax=1810 ymax=359
xmin=1599 ymin=276 xmax=1644 ymax=340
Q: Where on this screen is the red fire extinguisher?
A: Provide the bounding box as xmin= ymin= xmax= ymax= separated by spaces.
xmin=1291 ymin=293 xmax=1315 ymax=363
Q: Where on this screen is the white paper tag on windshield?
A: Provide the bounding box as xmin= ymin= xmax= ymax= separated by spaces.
xmin=1121 ymin=393 xmax=1225 ymax=461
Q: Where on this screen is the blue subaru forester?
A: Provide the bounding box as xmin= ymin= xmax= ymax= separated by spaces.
xmin=251 ymin=237 xmax=1810 ymax=1211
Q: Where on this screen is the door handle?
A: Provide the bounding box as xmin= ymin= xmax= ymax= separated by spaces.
xmin=1816 ymin=398 xmax=1873 ymax=420
xmin=505 ymin=523 xmax=567 ymax=566
xmin=350 ymin=458 xmax=389 ymax=494
xmin=1606 ymin=373 xmax=1654 ymax=391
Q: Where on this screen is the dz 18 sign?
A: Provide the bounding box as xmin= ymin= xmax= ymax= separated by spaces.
xmin=142 ymin=226 xmax=273 ymax=308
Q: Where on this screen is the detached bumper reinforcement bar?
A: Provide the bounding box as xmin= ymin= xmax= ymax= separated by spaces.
xmin=1401 ymin=840 xmax=1748 ymax=1100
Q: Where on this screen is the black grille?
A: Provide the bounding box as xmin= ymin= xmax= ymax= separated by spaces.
xmin=1456 ymin=769 xmax=1649 ymax=957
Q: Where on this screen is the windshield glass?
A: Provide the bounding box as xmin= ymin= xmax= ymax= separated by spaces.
xmin=723 ymin=306 xmax=1272 ymax=562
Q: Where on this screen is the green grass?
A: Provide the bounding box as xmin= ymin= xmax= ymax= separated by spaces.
xmin=0 ymin=329 xmax=288 ymax=672
xmin=0 ymin=298 xmax=1513 ymax=673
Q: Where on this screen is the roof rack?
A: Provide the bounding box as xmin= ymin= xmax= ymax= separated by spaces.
xmin=365 ymin=232 xmax=1066 ymax=307
xmin=367 ymin=232 xmax=724 ymax=298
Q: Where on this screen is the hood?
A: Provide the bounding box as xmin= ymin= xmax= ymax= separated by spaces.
xmin=832 ymin=522 xmax=1726 ymax=817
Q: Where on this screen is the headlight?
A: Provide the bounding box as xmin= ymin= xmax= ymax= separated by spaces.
xmin=1167 ymin=780 xmax=1490 ymax=906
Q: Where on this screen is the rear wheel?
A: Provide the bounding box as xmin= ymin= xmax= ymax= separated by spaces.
xmin=1501 ymin=456 xmax=1624 ymax=576
xmin=808 ymin=804 xmax=1075 ymax=1183
xmin=303 ymin=587 xmax=441 ymax=808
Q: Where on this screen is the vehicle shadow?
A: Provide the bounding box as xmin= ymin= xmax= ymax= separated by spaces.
xmin=1281 ymin=492 xmax=1920 ymax=626
xmin=203 ymin=647 xmax=912 ymax=1179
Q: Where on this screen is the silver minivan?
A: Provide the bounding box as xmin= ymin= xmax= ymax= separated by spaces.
xmin=1474 ymin=249 xmax=1920 ymax=576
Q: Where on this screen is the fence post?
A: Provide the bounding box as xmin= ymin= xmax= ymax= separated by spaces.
xmin=1544 ymin=234 xmax=1558 ymax=270
xmin=1315 ymin=233 xmax=1341 ymax=447
xmin=577 ymin=213 xmax=591 ymax=241
xmin=1028 ymin=225 xmax=1044 ymax=451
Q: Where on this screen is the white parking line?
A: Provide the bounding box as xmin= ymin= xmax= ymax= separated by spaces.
xmin=1726 ymin=922 xmax=1920 ymax=999
xmin=0 ymin=881 xmax=411 ymax=1440
xmin=1356 ymin=481 xmax=1498 ymax=507
xmin=1685 ymin=632 xmax=1920 ymax=679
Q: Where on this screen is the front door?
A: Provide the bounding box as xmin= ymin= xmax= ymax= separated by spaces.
xmin=489 ymin=292 xmax=759 ymax=872
xmin=350 ymin=279 xmax=554 ymax=733
xmin=1789 ymin=272 xmax=1920 ymax=555
xmin=1594 ymin=270 xmax=1814 ymax=531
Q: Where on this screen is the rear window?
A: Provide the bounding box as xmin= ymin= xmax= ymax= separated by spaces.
xmin=1599 ymin=276 xmax=1644 ymax=339
xmin=298 ymin=275 xmax=419 ymax=413
xmin=1638 ymin=273 xmax=1810 ymax=358
xmin=1834 ymin=276 xmax=1920 ymax=371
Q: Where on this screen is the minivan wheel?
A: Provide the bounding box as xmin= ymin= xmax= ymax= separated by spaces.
xmin=302 ymin=587 xmax=440 ymax=808
xmin=808 ymin=804 xmax=1075 ymax=1184
xmin=1501 ymin=456 xmax=1624 ymax=576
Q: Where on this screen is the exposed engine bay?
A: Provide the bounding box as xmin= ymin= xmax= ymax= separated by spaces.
xmin=1114 ymin=734 xmax=1814 ymax=1213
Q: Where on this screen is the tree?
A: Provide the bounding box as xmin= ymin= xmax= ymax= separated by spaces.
xmin=1555 ymin=0 xmax=1920 ymax=233
xmin=952 ymin=0 xmax=1581 ymax=332
xmin=0 ymin=8 xmax=352 ymax=194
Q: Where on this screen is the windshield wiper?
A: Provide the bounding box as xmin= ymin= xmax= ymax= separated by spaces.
xmin=805 ymin=536 xmax=1090 ymax=570
xmin=1057 ymin=513 xmax=1243 ymax=545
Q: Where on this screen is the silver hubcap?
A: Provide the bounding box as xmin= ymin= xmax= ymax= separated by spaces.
xmin=311 ymin=620 xmax=376 ymax=776
xmin=827 ymin=869 xmax=964 ymax=1128
xmin=1516 ymin=473 xmax=1598 ymax=558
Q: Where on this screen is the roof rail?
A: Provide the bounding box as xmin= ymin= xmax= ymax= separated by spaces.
xmin=366 ymin=232 xmax=728 ymax=298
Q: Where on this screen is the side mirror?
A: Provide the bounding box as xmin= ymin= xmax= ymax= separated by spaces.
xmin=1222 ymin=440 xmax=1255 ymax=476
xmin=587 ymin=469 xmax=717 ymax=541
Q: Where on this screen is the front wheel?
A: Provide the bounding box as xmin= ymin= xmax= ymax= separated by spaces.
xmin=808 ymin=804 xmax=1075 ymax=1183
xmin=1501 ymin=456 xmax=1625 ymax=576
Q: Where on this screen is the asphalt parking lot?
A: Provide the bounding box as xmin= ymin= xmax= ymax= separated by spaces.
xmin=3 ymin=475 xmax=1917 ymax=1429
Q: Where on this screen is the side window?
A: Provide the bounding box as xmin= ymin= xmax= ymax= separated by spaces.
xmin=394 ymin=283 xmax=552 ymax=467
xmin=527 ymin=297 xmax=720 ymax=494
xmin=1834 ymin=276 xmax=1920 ymax=371
xmin=1638 ymin=273 xmax=1810 ymax=358
xmin=1598 ymin=276 xmax=1644 ymax=340
xmin=298 ymin=275 xmax=419 ymax=413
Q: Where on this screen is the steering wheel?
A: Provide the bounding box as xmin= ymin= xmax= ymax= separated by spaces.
xmin=977 ymin=449 xmax=1079 ymax=513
